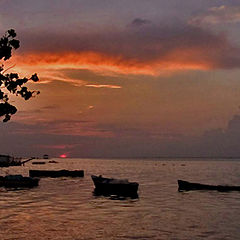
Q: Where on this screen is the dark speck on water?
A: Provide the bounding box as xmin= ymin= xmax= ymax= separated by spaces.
xmin=0 ymin=158 xmax=240 ymax=240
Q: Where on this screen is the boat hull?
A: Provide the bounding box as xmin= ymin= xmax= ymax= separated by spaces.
xmin=0 ymin=175 xmax=39 ymax=188
xmin=92 ymin=175 xmax=139 ymax=197
xmin=178 ymin=180 xmax=240 ymax=192
xmin=29 ymin=170 xmax=84 ymax=178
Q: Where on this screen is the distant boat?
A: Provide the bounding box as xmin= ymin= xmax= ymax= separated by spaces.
xmin=43 ymin=154 xmax=49 ymax=159
xmin=0 ymin=175 xmax=39 ymax=188
xmin=32 ymin=161 xmax=46 ymax=165
xmin=0 ymin=154 xmax=21 ymax=167
xmin=29 ymin=170 xmax=84 ymax=178
xmin=48 ymin=160 xmax=58 ymax=163
xmin=178 ymin=180 xmax=240 ymax=192
xmin=91 ymin=175 xmax=139 ymax=196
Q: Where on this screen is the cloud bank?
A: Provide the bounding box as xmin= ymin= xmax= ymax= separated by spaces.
xmin=12 ymin=21 xmax=240 ymax=77
xmin=1 ymin=114 xmax=240 ymax=158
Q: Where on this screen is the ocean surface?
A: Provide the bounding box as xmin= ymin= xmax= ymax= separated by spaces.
xmin=0 ymin=158 xmax=240 ymax=240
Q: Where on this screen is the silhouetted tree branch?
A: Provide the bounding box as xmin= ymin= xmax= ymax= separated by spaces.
xmin=0 ymin=29 xmax=39 ymax=122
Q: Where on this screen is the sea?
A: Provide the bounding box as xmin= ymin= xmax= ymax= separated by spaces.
xmin=0 ymin=158 xmax=240 ymax=240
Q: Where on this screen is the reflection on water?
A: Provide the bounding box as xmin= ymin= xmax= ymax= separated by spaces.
xmin=0 ymin=158 xmax=240 ymax=239
xmin=93 ymin=189 xmax=139 ymax=200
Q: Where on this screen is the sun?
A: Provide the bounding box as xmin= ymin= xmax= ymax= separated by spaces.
xmin=60 ymin=154 xmax=67 ymax=158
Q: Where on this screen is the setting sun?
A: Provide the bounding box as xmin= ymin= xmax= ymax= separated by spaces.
xmin=60 ymin=154 xmax=67 ymax=158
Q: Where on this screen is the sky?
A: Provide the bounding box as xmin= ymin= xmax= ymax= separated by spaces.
xmin=1 ymin=0 xmax=240 ymax=158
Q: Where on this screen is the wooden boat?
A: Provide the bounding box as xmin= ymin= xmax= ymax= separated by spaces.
xmin=178 ymin=180 xmax=240 ymax=192
xmin=91 ymin=175 xmax=139 ymax=196
xmin=0 ymin=175 xmax=39 ymax=188
xmin=29 ymin=169 xmax=84 ymax=178
xmin=32 ymin=161 xmax=46 ymax=165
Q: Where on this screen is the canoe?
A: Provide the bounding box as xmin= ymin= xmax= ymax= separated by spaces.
xmin=29 ymin=170 xmax=84 ymax=178
xmin=0 ymin=175 xmax=39 ymax=188
xmin=91 ymin=175 xmax=139 ymax=196
xmin=178 ymin=180 xmax=240 ymax=192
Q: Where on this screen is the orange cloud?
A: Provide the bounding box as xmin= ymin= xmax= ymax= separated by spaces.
xmin=10 ymin=50 xmax=211 ymax=78
xmin=12 ymin=22 xmax=240 ymax=77
xmin=85 ymin=84 xmax=122 ymax=89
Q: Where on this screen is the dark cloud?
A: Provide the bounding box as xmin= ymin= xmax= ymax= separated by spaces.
xmin=2 ymin=114 xmax=240 ymax=158
xmin=130 ymin=18 xmax=152 ymax=27
xmin=17 ymin=22 xmax=240 ymax=70
xmin=161 ymin=114 xmax=240 ymax=158
xmin=198 ymin=114 xmax=240 ymax=157
xmin=0 ymin=120 xmax=182 ymax=158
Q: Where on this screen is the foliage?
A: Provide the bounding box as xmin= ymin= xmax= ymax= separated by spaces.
xmin=0 ymin=29 xmax=39 ymax=122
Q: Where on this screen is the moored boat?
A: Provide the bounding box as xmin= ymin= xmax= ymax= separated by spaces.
xmin=178 ymin=180 xmax=240 ymax=192
xmin=0 ymin=154 xmax=22 ymax=167
xmin=29 ymin=169 xmax=84 ymax=178
xmin=48 ymin=160 xmax=58 ymax=163
xmin=0 ymin=175 xmax=39 ymax=188
xmin=91 ymin=175 xmax=139 ymax=196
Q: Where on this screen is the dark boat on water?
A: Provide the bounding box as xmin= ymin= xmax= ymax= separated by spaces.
xmin=0 ymin=175 xmax=39 ymax=188
xmin=32 ymin=161 xmax=46 ymax=165
xmin=178 ymin=180 xmax=240 ymax=192
xmin=91 ymin=175 xmax=139 ymax=197
xmin=48 ymin=160 xmax=58 ymax=163
xmin=0 ymin=155 xmax=22 ymax=167
xmin=29 ymin=169 xmax=84 ymax=178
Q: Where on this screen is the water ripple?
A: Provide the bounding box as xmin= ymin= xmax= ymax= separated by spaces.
xmin=0 ymin=159 xmax=240 ymax=240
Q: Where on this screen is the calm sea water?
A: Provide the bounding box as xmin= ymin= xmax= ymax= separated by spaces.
xmin=0 ymin=158 xmax=240 ymax=240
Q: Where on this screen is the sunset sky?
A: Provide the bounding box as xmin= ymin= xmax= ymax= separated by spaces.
xmin=1 ymin=0 xmax=240 ymax=158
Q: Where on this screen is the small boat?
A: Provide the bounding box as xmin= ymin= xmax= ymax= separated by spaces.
xmin=43 ymin=154 xmax=49 ymax=159
xmin=48 ymin=160 xmax=58 ymax=163
xmin=178 ymin=180 xmax=240 ymax=192
xmin=32 ymin=161 xmax=46 ymax=165
xmin=0 ymin=175 xmax=39 ymax=188
xmin=29 ymin=169 xmax=84 ymax=178
xmin=91 ymin=175 xmax=139 ymax=196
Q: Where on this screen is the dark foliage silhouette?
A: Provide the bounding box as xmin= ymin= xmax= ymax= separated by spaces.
xmin=0 ymin=29 xmax=39 ymax=122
